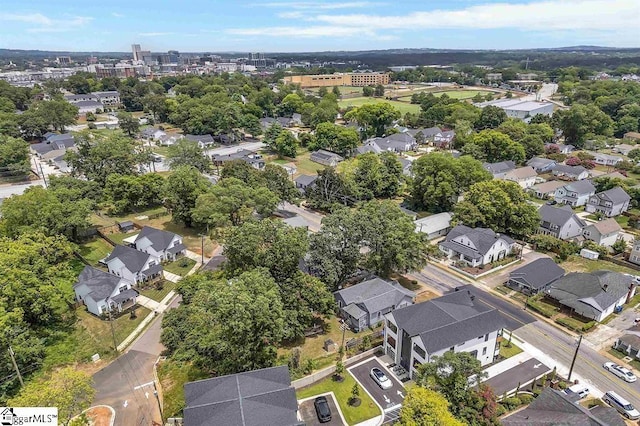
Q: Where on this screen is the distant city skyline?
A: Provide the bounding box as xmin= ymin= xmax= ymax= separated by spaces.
xmin=0 ymin=0 xmax=638 ymax=52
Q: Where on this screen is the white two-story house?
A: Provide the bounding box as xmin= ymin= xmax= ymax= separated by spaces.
xmin=130 ymin=226 xmax=186 ymax=261
xmin=538 ymin=204 xmax=586 ymax=240
xmin=104 ymin=245 xmax=163 ymax=285
xmin=554 ymin=180 xmax=596 ymax=207
xmin=439 ymin=225 xmax=516 ymax=267
xmin=585 ymin=187 xmax=631 ymax=217
xmin=73 ymin=265 xmax=138 ymax=316
xmin=384 ymin=290 xmax=505 ymax=379
xmin=503 ymin=166 xmax=538 ymax=189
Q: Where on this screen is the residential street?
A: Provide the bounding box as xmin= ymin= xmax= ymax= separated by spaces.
xmin=92 ymin=296 xmax=181 ymax=426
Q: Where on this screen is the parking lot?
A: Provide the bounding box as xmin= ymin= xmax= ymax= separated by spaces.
xmin=348 ymin=358 xmax=405 ymax=413
xmin=485 ymin=357 xmax=551 ymax=395
xmin=298 ymin=393 xmax=346 ymax=426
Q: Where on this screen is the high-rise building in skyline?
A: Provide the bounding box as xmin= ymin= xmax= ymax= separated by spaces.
xmin=132 ymin=44 xmax=142 ymax=61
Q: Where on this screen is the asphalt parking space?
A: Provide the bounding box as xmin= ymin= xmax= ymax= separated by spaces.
xmin=485 ymin=358 xmax=551 ymax=395
xmin=348 ymin=358 xmax=405 ymax=412
xmin=299 ymin=393 xmax=345 ymax=426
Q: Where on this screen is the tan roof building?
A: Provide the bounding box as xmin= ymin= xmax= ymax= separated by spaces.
xmin=529 ymin=180 xmax=566 ymax=199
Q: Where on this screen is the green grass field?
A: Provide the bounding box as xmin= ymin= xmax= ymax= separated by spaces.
xmin=77 ymin=238 xmax=113 ymax=265
xmin=398 ymin=90 xmax=494 ymax=102
xmin=338 ymin=97 xmax=420 ymax=115
xmin=141 ymin=281 xmax=177 ymax=302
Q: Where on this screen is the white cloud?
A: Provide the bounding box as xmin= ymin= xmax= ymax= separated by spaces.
xmin=254 ymin=2 xmax=386 ymax=10
xmin=0 ymin=13 xmax=53 ymax=25
xmin=314 ymin=0 xmax=639 ymax=31
xmin=227 ymin=25 xmax=373 ymax=38
xmin=277 ymin=11 xmax=305 ymax=19
xmin=112 ymin=12 xmax=124 ymax=18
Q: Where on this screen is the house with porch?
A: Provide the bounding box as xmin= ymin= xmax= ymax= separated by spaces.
xmin=334 ymin=276 xmax=415 ymax=332
xmin=594 ymin=152 xmax=624 ymax=167
xmin=104 ymin=245 xmax=163 ymax=285
xmin=414 ymin=212 xmax=453 ymax=240
xmin=310 ymin=149 xmax=344 ymax=167
xmin=554 ymin=180 xmax=596 ymax=207
xmin=529 ymin=180 xmax=566 ymax=199
xmin=184 ymin=134 xmax=216 ymax=149
xmin=383 ymin=290 xmax=505 ymax=379
xmin=74 ymin=265 xmax=138 ymax=316
xmin=582 ymin=218 xmax=623 ymax=247
xmin=439 ymin=225 xmax=516 ymax=267
xmin=503 ymin=166 xmax=537 ymax=189
xmin=127 ymin=226 xmax=186 ymax=261
xmin=506 ymin=258 xmax=565 ymax=295
xmin=613 ymin=334 xmax=640 ymax=360
xmin=551 ymin=164 xmax=589 ymax=181
xmin=546 ymin=271 xmax=636 ymax=322
xmin=585 ymin=186 xmax=631 ymax=217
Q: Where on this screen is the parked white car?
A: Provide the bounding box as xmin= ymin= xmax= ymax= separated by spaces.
xmin=370 ymin=367 xmax=392 ymax=390
xmin=564 ymin=384 xmax=590 ymax=399
xmin=603 ymin=362 xmax=637 ymax=383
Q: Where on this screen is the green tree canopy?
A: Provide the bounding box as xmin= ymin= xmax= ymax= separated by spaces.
xmin=312 ymin=122 xmax=361 ymax=155
xmin=344 ymin=103 xmax=401 ymax=137
xmin=163 ymin=165 xmax=211 ymax=226
xmin=399 ymin=387 xmax=464 ymax=426
xmin=475 ymin=105 xmax=507 ymax=130
xmin=166 ymin=139 xmax=211 ymax=172
xmin=465 ymin=130 xmax=526 ymax=164
xmin=116 ymin=111 xmax=140 ymax=137
xmin=453 ymin=180 xmax=540 ymax=238
xmin=410 ymin=153 xmax=491 ymax=213
xmin=104 ymin=173 xmax=164 ymax=215
xmin=0 ymin=134 xmax=30 ymax=176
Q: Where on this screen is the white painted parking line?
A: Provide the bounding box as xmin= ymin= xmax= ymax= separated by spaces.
xmin=133 ymin=381 xmax=155 ymax=390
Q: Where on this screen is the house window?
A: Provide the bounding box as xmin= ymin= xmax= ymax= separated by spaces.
xmin=469 ymin=350 xmax=478 ymax=359
xmin=119 ymin=285 xmax=128 ymax=293
xmin=413 ymin=344 xmax=426 ymax=359
xmin=387 ymin=320 xmax=397 ymax=334
xmin=386 ymin=335 xmax=396 ymax=348
xmin=485 ymin=334 xmax=489 ymax=342
xmin=482 ymin=347 xmax=487 ymax=356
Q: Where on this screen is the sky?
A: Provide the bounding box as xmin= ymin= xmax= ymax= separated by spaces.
xmin=0 ymin=0 xmax=638 ymax=53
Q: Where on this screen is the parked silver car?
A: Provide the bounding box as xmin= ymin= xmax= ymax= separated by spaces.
xmin=603 ymin=362 xmax=637 ymax=383
xmin=370 ymin=367 xmax=392 ymax=390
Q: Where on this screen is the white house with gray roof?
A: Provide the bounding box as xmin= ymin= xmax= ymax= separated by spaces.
xmin=527 ymin=157 xmax=557 ymax=173
xmin=507 ymin=258 xmax=565 ymax=295
xmin=538 ymin=204 xmax=586 ymax=240
xmin=74 ymin=265 xmax=137 ymax=316
xmin=546 ymin=271 xmax=636 ymax=322
xmin=310 ymin=149 xmax=343 ymax=167
xmin=585 ymin=186 xmax=631 ymax=217
xmin=439 ymin=225 xmax=515 ymax=267
xmin=582 ymin=218 xmax=622 ymax=247
xmin=552 ymin=164 xmax=589 ymax=181
xmin=334 ymin=276 xmax=415 ymax=332
xmin=594 ymin=152 xmax=624 ymax=167
xmin=554 ymin=180 xmax=596 ymax=207
xmin=414 ymin=212 xmax=453 ymax=240
xmin=363 ymin=133 xmax=417 ymax=153
xmin=504 ymin=166 xmax=537 ymax=189
xmin=130 ymin=226 xmax=186 ymax=261
xmin=384 ymin=290 xmax=505 ymax=378
xmin=104 ymin=245 xmax=162 ymax=285
xmin=483 ymin=161 xmax=516 ymax=179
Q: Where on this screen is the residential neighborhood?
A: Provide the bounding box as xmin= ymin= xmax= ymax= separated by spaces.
xmin=1 ymin=6 xmax=640 ymax=426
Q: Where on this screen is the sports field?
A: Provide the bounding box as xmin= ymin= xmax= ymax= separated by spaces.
xmin=337 ymin=97 xmax=420 ymax=114
xmin=398 ymin=89 xmax=495 ymax=102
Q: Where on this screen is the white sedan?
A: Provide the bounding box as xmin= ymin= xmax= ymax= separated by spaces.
xmin=604 ymin=362 xmax=637 ymax=383
xmin=370 ymin=367 xmax=393 ymax=390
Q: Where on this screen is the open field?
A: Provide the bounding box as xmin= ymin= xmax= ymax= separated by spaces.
xmin=77 ymin=237 xmax=113 ymax=265
xmin=268 ymin=149 xmax=324 ymax=177
xmin=338 ymin=97 xmax=420 ymax=115
xmin=398 ymin=89 xmax=495 ymax=102
xmin=561 ymin=255 xmax=640 ymax=276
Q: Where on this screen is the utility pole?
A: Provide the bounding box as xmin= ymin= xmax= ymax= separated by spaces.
xmin=568 ymin=334 xmax=583 ymax=382
xmin=199 ymin=234 xmax=205 ymax=264
xmin=38 ymin=163 xmax=48 ymax=188
xmin=107 ymin=300 xmax=118 ymax=354
xmin=8 ymin=345 xmax=24 ymax=388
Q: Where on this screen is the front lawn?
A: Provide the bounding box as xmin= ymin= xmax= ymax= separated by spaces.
xmin=107 ymin=231 xmax=138 ymax=246
xmin=140 ymin=280 xmax=177 ymax=302
xmin=157 ymin=360 xmax=208 ymax=420
xmin=42 ymin=306 xmax=151 ymax=370
xmin=296 ymin=372 xmax=381 ymax=425
xmin=499 ymin=341 xmax=523 ymax=359
xmin=164 ymin=258 xmax=197 ymax=277
xmin=77 ymin=237 xmax=113 ymax=266
xmin=338 ymin=97 xmax=420 ymax=115
xmin=561 ymin=255 xmax=640 ymax=276
xmin=608 ymin=348 xmax=640 ymax=371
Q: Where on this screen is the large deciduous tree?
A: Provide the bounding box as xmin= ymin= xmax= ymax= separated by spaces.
xmin=555 ymin=104 xmax=614 ymax=148
xmin=410 ymin=153 xmax=491 ymax=213
xmin=312 ymin=122 xmax=361 ymax=155
xmin=9 ymin=368 xmax=95 ymax=426
xmin=398 ymin=387 xmax=464 ymax=426
xmin=166 ymin=139 xmax=210 ymax=172
xmin=344 ymin=103 xmax=401 ymax=137
xmin=163 ymin=165 xmax=211 ymax=227
xmin=474 ymin=105 xmax=507 ymax=130
xmin=161 ymin=269 xmax=286 ymax=374
xmin=104 ymin=173 xmax=164 ymax=215
xmin=453 ymin=180 xmax=540 ymax=238
xmin=464 ymin=130 xmax=526 ymax=164
xmin=0 ymin=135 xmax=30 ymax=175
xmin=116 ymin=111 xmax=140 ymax=137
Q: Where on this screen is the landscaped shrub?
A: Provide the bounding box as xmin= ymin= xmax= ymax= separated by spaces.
xmin=501 ymin=396 xmax=522 ymax=411
xmin=495 ymin=404 xmax=507 ymax=417
xmin=518 ymin=394 xmax=534 ymax=405
xmin=555 ymin=317 xmax=596 ymax=332
xmin=526 ymin=299 xmax=556 ymax=318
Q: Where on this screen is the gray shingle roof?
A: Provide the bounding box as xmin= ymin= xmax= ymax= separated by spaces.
xmin=415 ymin=212 xmax=453 ymax=234
xmin=74 ymin=265 xmax=124 ymax=301
xmin=134 ymin=226 xmax=181 ymax=253
xmin=562 ymin=180 xmax=596 ymax=194
xmin=527 ymin=157 xmax=556 ymax=171
xmin=547 ymin=271 xmax=633 ymax=320
xmin=335 ymin=277 xmax=415 ymax=316
xmin=483 ymin=161 xmax=516 ymax=175
xmin=185 ymin=134 xmax=215 ymax=144
xmin=502 ymin=388 xmax=625 ymax=426
xmin=105 ymin=245 xmax=153 ymax=273
xmin=594 ymin=186 xmax=631 ymax=204
xmin=390 ymin=291 xmax=505 ymax=354
xmin=619 ymin=334 xmax=640 ymax=349
xmin=508 ymin=258 xmax=565 ymax=291
xmin=294 ymin=174 xmax=317 ymax=187
xmin=310 ymin=149 xmax=343 ymax=162
xmin=538 ymin=204 xmax=586 ymax=228
xmin=184 ymin=366 xmax=301 ymax=426
xmin=553 ymin=164 xmax=587 ymax=177
xmin=110 ymin=288 xmax=138 ymax=303
xmin=443 ymin=225 xmax=515 ymax=257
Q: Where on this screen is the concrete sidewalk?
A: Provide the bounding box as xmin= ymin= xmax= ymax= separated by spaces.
xmin=163 ymin=270 xmax=181 ymax=282
xmin=117 ymin=291 xmax=176 ymax=351
xmin=136 ymin=294 xmax=160 ymax=311
xmin=483 ymin=351 xmax=532 ymax=380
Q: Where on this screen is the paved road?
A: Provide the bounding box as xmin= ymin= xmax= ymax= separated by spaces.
xmin=485 ymin=358 xmax=550 ymax=395
xmin=415 ymin=263 xmax=640 ymax=411
xmin=203 ymin=141 xmax=265 ymax=157
xmin=299 ymin=394 xmax=345 ymax=426
xmin=282 ymin=201 xmax=324 ymax=232
xmin=349 ymin=359 xmax=405 ymax=413
xmin=92 ymin=296 xmax=181 ymax=426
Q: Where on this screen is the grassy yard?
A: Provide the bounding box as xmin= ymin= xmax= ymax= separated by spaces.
xmin=77 ymin=237 xmax=113 ymax=265
xmin=90 ymin=206 xmax=218 ymax=258
xmin=297 ymin=372 xmax=381 ymax=425
xmin=107 ymin=231 xmax=137 ymax=246
xmin=500 ymin=341 xmax=523 ymax=359
xmin=291 ymin=150 xmax=324 ymax=177
xmin=561 ymin=255 xmax=640 ymax=276
xmin=164 ymin=258 xmax=197 ymax=277
xmin=397 ymin=89 xmax=494 ymax=102
xmin=338 ymin=97 xmax=420 ymax=115
xmin=43 ymin=307 xmax=151 ymax=370
xmin=158 ymin=360 xmax=208 ymax=420
xmin=140 ymin=280 xmax=177 ymax=302
xmin=608 ymin=348 xmax=640 ymax=371
xmin=152 ymin=146 xmax=171 ymax=156
xmin=278 ymin=315 xmax=360 ymax=362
